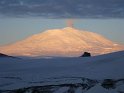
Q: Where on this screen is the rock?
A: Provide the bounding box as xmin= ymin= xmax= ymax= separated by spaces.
xmin=0 ymin=53 xmax=17 ymax=58
xmin=80 ymin=52 xmax=91 ymax=57
xmin=101 ymin=79 xmax=116 ymax=89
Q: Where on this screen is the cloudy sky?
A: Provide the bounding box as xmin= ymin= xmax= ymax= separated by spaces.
xmin=0 ymin=0 xmax=124 ymax=18
xmin=0 ymin=0 xmax=124 ymax=45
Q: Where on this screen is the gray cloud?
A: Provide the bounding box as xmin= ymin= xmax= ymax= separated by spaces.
xmin=0 ymin=0 xmax=124 ymax=18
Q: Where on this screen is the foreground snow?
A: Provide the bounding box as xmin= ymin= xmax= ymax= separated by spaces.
xmin=0 ymin=51 xmax=124 ymax=93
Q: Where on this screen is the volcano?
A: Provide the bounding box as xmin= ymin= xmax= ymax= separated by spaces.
xmin=0 ymin=27 xmax=123 ymax=57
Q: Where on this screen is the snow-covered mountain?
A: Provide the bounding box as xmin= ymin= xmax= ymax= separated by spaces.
xmin=0 ymin=51 xmax=124 ymax=93
xmin=0 ymin=27 xmax=123 ymax=57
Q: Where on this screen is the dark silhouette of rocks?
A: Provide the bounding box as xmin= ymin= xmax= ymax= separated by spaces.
xmin=101 ymin=79 xmax=116 ymax=89
xmin=0 ymin=53 xmax=15 ymax=58
xmin=80 ymin=52 xmax=91 ymax=57
xmin=2 ymin=78 xmax=124 ymax=93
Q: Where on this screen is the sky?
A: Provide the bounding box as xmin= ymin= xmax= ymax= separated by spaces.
xmin=0 ymin=0 xmax=124 ymax=46
xmin=0 ymin=0 xmax=124 ymax=18
xmin=0 ymin=18 xmax=124 ymax=46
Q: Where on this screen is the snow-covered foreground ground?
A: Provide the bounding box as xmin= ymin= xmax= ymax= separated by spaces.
xmin=0 ymin=51 xmax=124 ymax=93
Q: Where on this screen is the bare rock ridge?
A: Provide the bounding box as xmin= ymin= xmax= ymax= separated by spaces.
xmin=0 ymin=27 xmax=123 ymax=57
xmin=0 ymin=53 xmax=16 ymax=58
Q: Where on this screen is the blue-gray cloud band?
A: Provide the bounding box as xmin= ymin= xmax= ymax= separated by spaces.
xmin=0 ymin=0 xmax=124 ymax=18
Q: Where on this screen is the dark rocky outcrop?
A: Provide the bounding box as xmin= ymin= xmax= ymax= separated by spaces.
xmin=0 ymin=53 xmax=16 ymax=58
xmin=101 ymin=79 xmax=116 ymax=89
xmin=80 ymin=52 xmax=91 ymax=57
xmin=1 ymin=78 xmax=123 ymax=93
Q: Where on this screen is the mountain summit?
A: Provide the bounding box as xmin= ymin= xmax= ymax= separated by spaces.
xmin=0 ymin=27 xmax=123 ymax=57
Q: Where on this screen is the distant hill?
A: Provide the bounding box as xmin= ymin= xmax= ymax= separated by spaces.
xmin=0 ymin=27 xmax=123 ymax=57
xmin=0 ymin=53 xmax=16 ymax=58
xmin=0 ymin=50 xmax=124 ymax=92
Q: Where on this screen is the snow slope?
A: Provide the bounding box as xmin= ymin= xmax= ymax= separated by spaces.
xmin=0 ymin=51 xmax=124 ymax=93
xmin=0 ymin=27 xmax=123 ymax=57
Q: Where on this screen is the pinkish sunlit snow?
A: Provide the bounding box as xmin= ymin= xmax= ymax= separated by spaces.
xmin=0 ymin=0 xmax=124 ymax=93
